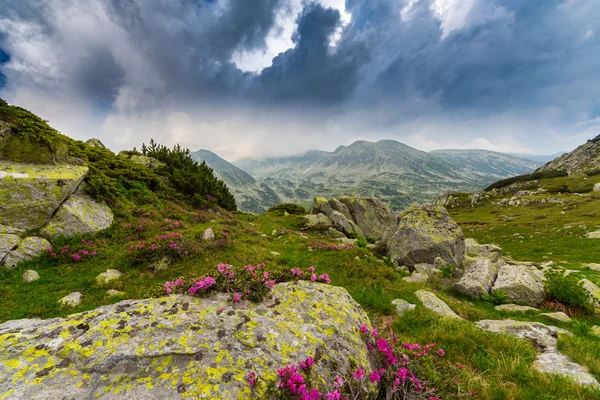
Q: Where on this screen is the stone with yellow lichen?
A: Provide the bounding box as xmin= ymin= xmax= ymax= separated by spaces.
xmin=381 ymin=204 xmax=465 ymax=268
xmin=0 ymin=281 xmax=374 ymax=399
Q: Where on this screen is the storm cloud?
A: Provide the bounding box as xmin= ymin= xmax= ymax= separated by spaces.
xmin=0 ymin=0 xmax=598 ymax=159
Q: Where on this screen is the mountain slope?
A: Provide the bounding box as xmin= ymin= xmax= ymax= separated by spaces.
xmin=430 ymin=149 xmax=541 ymax=184
xmin=537 ymin=135 xmax=600 ymax=175
xmin=191 ymin=150 xmax=280 ymax=213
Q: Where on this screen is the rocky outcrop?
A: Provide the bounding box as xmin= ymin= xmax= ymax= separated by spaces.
xmin=382 ymin=205 xmax=465 ymax=268
xmin=117 ymin=152 xmax=165 ymax=169
xmin=0 ymin=281 xmax=373 ymax=399
xmin=302 ymin=214 xmax=333 ymax=230
xmin=491 ymin=264 xmax=545 ymax=307
xmin=0 ymin=233 xmax=20 ymax=261
xmin=0 ymin=161 xmax=88 ymax=231
xmin=536 ymin=134 xmax=600 ymax=175
xmin=308 ymin=196 xmax=394 ymax=241
xmin=2 ymin=237 xmax=50 ymax=268
xmin=464 ymin=238 xmax=502 ymax=262
xmin=40 ymin=191 xmax=114 ymax=239
xmin=579 ymin=279 xmax=600 ymax=308
xmin=476 ymin=320 xmax=599 ymax=388
xmin=454 ymin=257 xmax=499 ymax=298
xmin=391 ymin=299 xmax=415 ymax=315
xmin=415 ymin=290 xmax=462 ymax=319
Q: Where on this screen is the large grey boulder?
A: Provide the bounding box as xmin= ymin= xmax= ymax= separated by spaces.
xmin=454 ymin=257 xmax=499 ymax=298
xmin=476 ymin=319 xmax=599 ymax=388
xmin=302 ymin=213 xmax=333 ymax=230
xmin=415 ymin=290 xmax=462 ymax=319
xmin=0 ymin=161 xmax=88 ymax=231
xmin=339 ymin=196 xmax=395 ymax=241
xmin=40 ymin=191 xmax=113 ymax=239
xmin=0 ymin=233 xmax=21 ymax=262
xmin=0 ymin=281 xmax=374 ymax=399
xmin=382 ymin=204 xmax=465 ymax=268
xmin=310 ymin=196 xmax=334 ymax=216
xmin=491 ymin=264 xmax=545 ymax=307
xmin=2 ymin=236 xmax=50 ymax=268
xmin=329 ymin=198 xmax=353 ymax=221
xmin=329 ymin=210 xmax=365 ymax=238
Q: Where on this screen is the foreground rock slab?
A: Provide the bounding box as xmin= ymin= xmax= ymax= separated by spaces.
xmin=391 ymin=299 xmax=416 ymax=315
xmin=476 ymin=319 xmax=599 ymax=388
xmin=495 ymin=304 xmax=539 ymax=313
xmin=0 ymin=281 xmax=373 ymax=399
xmin=22 ymin=270 xmax=39 ymax=283
xmin=415 ymin=290 xmax=462 ymax=319
xmin=491 ymin=264 xmax=545 ymax=307
xmin=2 ymin=236 xmax=50 ymax=268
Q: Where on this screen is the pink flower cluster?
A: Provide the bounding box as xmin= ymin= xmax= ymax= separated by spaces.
xmin=188 ymin=277 xmax=216 ymax=295
xmin=164 ymin=277 xmax=184 ymax=294
xmin=45 ymin=243 xmax=97 ymax=262
xmin=309 ymin=241 xmax=353 ymax=251
xmin=218 ymin=263 xmax=235 ymax=278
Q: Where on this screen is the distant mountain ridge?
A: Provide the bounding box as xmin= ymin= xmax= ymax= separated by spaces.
xmin=509 ymin=152 xmax=566 ymax=164
xmin=536 ymin=135 xmax=600 ymax=175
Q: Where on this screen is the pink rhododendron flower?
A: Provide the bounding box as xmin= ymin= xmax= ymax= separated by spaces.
xmin=310 ymin=274 xmax=317 ymax=281
xmin=246 ymin=372 xmax=257 ymax=387
xmin=72 ymin=254 xmax=81 ymax=261
xmin=438 ymin=348 xmax=445 ymax=356
xmin=333 ymin=376 xmax=344 ymax=389
xmin=291 ymin=267 xmax=302 ymax=276
xmin=233 ymin=293 xmax=241 ymax=303
xmin=326 ymin=390 xmax=342 ymax=400
xmin=351 ymin=367 xmax=365 ymax=381
xmin=299 ymin=356 xmax=313 ymax=370
xmin=308 ymin=266 xmax=315 ymax=273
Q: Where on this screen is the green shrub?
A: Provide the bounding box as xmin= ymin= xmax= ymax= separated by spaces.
xmin=484 ymin=169 xmax=568 ymax=191
xmin=356 ymin=237 xmax=368 ymax=248
xmin=440 ymin=264 xmax=454 ymax=278
xmin=267 ymin=203 xmax=307 ymax=215
xmin=545 ymin=272 xmax=593 ymax=313
xmin=585 ymin=168 xmax=600 ymax=176
xmin=482 ymin=289 xmax=508 ymax=305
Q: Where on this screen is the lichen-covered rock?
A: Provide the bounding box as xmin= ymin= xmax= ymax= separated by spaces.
xmin=40 ymin=191 xmax=114 ymax=239
xmin=0 ymin=281 xmax=374 ymax=399
xmin=413 ymin=263 xmax=439 ymax=277
xmin=302 ymin=214 xmax=333 ymax=230
xmin=22 ymin=270 xmax=40 ymax=283
xmin=202 ymin=227 xmax=215 ymax=241
xmin=0 ymin=224 xmax=23 ymax=234
xmin=476 ymin=319 xmax=599 ymax=388
xmin=329 ymin=210 xmax=365 ymax=238
xmin=106 ymin=289 xmax=126 ymax=297
xmin=339 ymin=196 xmax=395 ymax=241
xmin=59 ymin=291 xmax=82 ymax=307
xmin=585 ymin=231 xmax=600 ymax=239
xmin=491 ymin=264 xmax=545 ymax=307
xmin=454 ymin=257 xmax=498 ymax=298
xmin=579 ymin=279 xmax=600 ymax=308
xmin=495 ymin=304 xmax=539 ymax=313
xmin=329 ymin=198 xmax=353 ymax=221
xmin=117 ymin=152 xmax=165 ymax=169
xmin=2 ymin=236 xmax=51 ymax=268
xmin=402 ymin=272 xmax=429 ymax=283
xmin=391 ymin=299 xmax=415 ymax=315
xmin=85 ymin=138 xmax=106 ymax=148
xmin=0 ymin=161 xmax=88 ymax=231
xmin=0 ymin=233 xmax=21 ymax=262
xmin=382 ymin=204 xmax=465 ymax=268
xmin=96 ymin=269 xmax=122 ymax=285
xmin=464 ymin=238 xmax=502 ymax=262
xmin=310 ymin=196 xmax=333 ymax=216
xmin=327 ymin=227 xmax=346 ymax=238
xmin=539 ymin=312 xmax=572 ymax=323
xmin=415 ymin=290 xmax=461 ymax=319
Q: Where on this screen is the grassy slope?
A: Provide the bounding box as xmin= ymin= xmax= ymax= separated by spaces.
xmin=1 ymin=191 xmax=600 ymax=399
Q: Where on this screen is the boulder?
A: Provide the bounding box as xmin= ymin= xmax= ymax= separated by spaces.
xmin=59 ymin=291 xmax=82 ymax=307
xmin=585 ymin=231 xmax=600 ymax=239
xmin=85 ymin=138 xmax=106 ymax=148
xmin=476 ymin=319 xmax=598 ymax=388
xmin=594 ymin=183 xmax=600 ymax=192
xmin=0 ymin=281 xmax=374 ymax=399
xmin=329 ymin=210 xmax=365 ymax=238
xmin=2 ymin=236 xmax=51 ymax=268
xmin=415 ymin=290 xmax=462 ymax=319
xmin=302 ymin=214 xmax=333 ymax=230
xmin=329 ymin=198 xmax=353 ymax=221
xmin=382 ymin=205 xmax=465 ymax=268
xmin=106 ymin=289 xmax=126 ymax=297
xmin=327 ymin=227 xmax=346 ymax=238
xmin=22 ymin=270 xmax=40 ymax=283
xmin=402 ymin=272 xmax=429 ymax=283
xmin=0 ymin=233 xmax=21 ymax=261
xmin=0 ymin=161 xmax=88 ymax=231
xmin=495 ymin=304 xmax=539 ymax=313
xmin=96 ymin=269 xmax=122 ymax=285
xmin=202 ymin=227 xmax=215 ymax=241
xmin=391 ymin=299 xmax=416 ymax=315
xmin=491 ymin=264 xmax=545 ymax=307
xmin=539 ymin=312 xmax=572 ymax=323
xmin=40 ymin=191 xmax=114 ymax=239
xmin=310 ymin=196 xmax=334 ymax=216
xmin=117 ymin=152 xmax=165 ymax=169
xmin=464 ymin=238 xmax=502 ymax=262
xmin=413 ymin=263 xmax=439 ymax=277
xmin=339 ymin=196 xmax=395 ymax=241
xmin=454 ymin=257 xmax=498 ymax=298
xmin=579 ymin=279 xmax=600 ymax=308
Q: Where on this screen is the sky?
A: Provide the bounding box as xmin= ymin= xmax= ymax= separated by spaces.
xmin=0 ymin=0 xmax=599 ymax=160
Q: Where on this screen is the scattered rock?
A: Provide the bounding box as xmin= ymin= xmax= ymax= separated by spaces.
xmin=539 ymin=312 xmax=572 ymax=323
xmin=0 ymin=281 xmax=374 ymax=399
xmin=495 ymin=304 xmax=539 ymax=313
xmin=40 ymin=191 xmax=114 ymax=239
xmin=382 ymin=204 xmax=465 ymax=268
xmin=594 ymin=183 xmax=600 ymax=192
xmin=415 ymin=290 xmax=462 ymax=319
xmin=96 ymin=269 xmax=122 ymax=285
xmin=402 ymin=272 xmax=429 ymax=283
xmin=260 ymin=234 xmax=268 ymax=238
xmin=59 ymin=292 xmax=82 ymax=307
xmin=464 ymin=238 xmax=502 ymax=262
xmin=454 ymin=256 xmax=498 ymax=299
xmin=585 ymin=231 xmax=600 ymax=239
xmin=582 ymin=263 xmax=600 ymax=272
xmin=579 ymin=279 xmax=600 ymax=308
xmin=202 ymin=227 xmax=215 ymax=241
xmin=22 ymin=269 xmax=40 ymax=283
xmin=591 ymin=326 xmax=600 ymax=337
xmin=271 ymin=229 xmax=278 ymax=236
xmin=491 ymin=264 xmax=545 ymax=307
xmin=106 ymin=289 xmax=126 ymax=297
xmin=2 ymin=236 xmax=51 ymax=268
xmin=270 ymin=251 xmax=280 ymax=256
xmin=395 ymin=265 xmax=410 ymax=274
xmin=476 ymin=320 xmax=598 ymax=388
xmin=413 ymin=263 xmax=439 ymax=277
xmin=0 ymin=233 xmax=21 ymax=261
xmin=392 ymin=299 xmax=416 ymax=315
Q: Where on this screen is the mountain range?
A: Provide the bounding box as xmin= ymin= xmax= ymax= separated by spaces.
xmin=193 ymin=140 xmax=551 ymax=213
